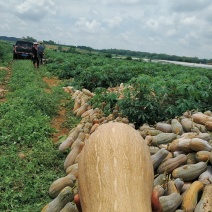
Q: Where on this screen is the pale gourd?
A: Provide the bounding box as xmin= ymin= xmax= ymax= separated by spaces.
xmin=78 ymin=122 xmax=154 ymax=212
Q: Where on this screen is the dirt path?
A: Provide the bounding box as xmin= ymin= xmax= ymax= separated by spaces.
xmin=0 ymin=66 xmax=11 ymax=102
xmin=43 ymin=77 xmax=70 ymax=142
xmin=0 ymin=68 xmax=69 ymax=143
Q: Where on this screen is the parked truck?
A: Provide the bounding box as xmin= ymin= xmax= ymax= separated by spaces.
xmin=13 ymin=40 xmax=33 ymax=59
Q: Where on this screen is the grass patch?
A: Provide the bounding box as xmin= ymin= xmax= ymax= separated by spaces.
xmin=0 ymin=60 xmax=72 ymax=211
xmin=0 ymin=70 xmax=7 ymax=85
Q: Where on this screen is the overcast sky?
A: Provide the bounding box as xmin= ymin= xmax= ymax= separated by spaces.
xmin=1 ymin=0 xmax=212 ymax=59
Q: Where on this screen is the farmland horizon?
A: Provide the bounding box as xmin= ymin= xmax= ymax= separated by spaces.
xmin=1 ymin=35 xmax=212 ymax=64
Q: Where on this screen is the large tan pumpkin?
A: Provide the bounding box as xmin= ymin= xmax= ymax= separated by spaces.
xmin=78 ymin=122 xmax=154 ymax=212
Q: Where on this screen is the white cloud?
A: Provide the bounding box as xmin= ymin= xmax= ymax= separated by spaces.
xmin=146 ymin=19 xmax=159 ymax=29
xmin=181 ymin=16 xmax=197 ymax=25
xmin=166 ymin=29 xmax=177 ymax=37
xmin=0 ymin=23 xmax=10 ymax=31
xmin=115 ymin=31 xmax=131 ymax=41
xmin=1 ymin=0 xmax=212 ymax=59
xmin=105 ymin=16 xmax=124 ymax=28
xmin=75 ymin=17 xmax=103 ymax=33
xmin=90 ymin=8 xmax=101 ymax=16
xmin=171 ymin=0 xmax=211 ymax=12
xmin=15 ymin=0 xmax=57 ymax=21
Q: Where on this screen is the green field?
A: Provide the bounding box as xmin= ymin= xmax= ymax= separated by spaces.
xmin=0 ymin=41 xmax=212 ymax=211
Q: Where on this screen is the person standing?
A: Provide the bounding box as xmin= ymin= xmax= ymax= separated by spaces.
xmin=32 ymin=42 xmax=39 ymax=68
xmin=38 ymin=41 xmax=45 ymax=65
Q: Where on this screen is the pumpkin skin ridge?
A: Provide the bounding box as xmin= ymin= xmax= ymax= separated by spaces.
xmin=78 ymin=122 xmax=154 ymax=212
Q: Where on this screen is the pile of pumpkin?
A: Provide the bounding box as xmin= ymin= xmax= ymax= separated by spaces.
xmin=42 ymin=85 xmax=212 ymax=212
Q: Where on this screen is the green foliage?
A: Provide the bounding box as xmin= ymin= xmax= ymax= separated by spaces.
xmin=21 ymin=36 xmax=37 ymax=42
xmin=0 ymin=41 xmax=13 ymax=65
xmin=72 ymin=63 xmax=137 ymax=91
xmin=118 ymin=73 xmax=212 ymax=126
xmin=125 ymin=56 xmax=132 ymax=60
xmin=0 ymin=100 xmax=52 ymax=146
xmin=7 ymin=61 xmax=62 ymax=117
xmin=67 ymin=46 xmax=76 ymax=53
xmin=44 ymin=48 xmax=212 ymax=127
xmin=90 ymin=87 xmax=119 ymax=116
xmin=0 ymin=69 xmax=7 ymax=85
xmin=43 ymin=40 xmax=56 ymax=45
xmin=99 ymin=48 xmax=212 ymax=64
xmin=1 ymin=42 xmax=212 ymax=212
xmin=63 ymin=102 xmax=82 ymax=129
xmin=57 ymin=45 xmax=63 ymax=52
xmin=0 ymin=141 xmax=65 ymax=212
xmin=0 ymin=60 xmax=71 ymax=211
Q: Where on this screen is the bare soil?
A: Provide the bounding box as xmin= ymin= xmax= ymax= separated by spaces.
xmin=43 ymin=76 xmax=70 ymax=142
xmin=0 ymin=66 xmax=11 ymax=102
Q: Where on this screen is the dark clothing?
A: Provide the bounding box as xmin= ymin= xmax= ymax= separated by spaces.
xmin=37 ymin=44 xmax=45 ymax=64
xmin=38 ymin=44 xmax=45 ymax=54
xmin=32 ymin=46 xmax=39 ymax=68
xmin=38 ymin=52 xmax=44 ymax=64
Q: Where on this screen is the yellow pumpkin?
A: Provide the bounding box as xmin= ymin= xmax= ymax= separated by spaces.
xmin=78 ymin=122 xmax=154 ymax=212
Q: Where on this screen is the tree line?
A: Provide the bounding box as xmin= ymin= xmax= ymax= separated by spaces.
xmin=1 ymin=35 xmax=211 ymax=64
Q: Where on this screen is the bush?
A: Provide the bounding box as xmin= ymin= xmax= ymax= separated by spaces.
xmin=0 ymin=41 xmax=13 ymax=65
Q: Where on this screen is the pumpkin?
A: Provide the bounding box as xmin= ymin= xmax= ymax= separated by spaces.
xmin=192 ymin=112 xmax=212 ymax=125
xmin=155 ymin=122 xmax=172 ymax=133
xmin=157 ymin=154 xmax=187 ymax=174
xmin=152 ymin=133 xmax=177 ymax=146
xmin=181 ymin=181 xmax=204 ymax=211
xmin=49 ymin=173 xmax=76 ymax=198
xmin=159 ymin=193 xmax=182 ymax=212
xmin=78 ymin=122 xmax=154 ymax=212
xmin=172 ymin=162 xmax=207 ymax=181
xmin=171 ymin=119 xmax=183 ymax=135
xmin=194 ymin=184 xmax=212 ymax=212
xmin=151 ymin=148 xmax=169 ymax=169
xmin=42 ymin=186 xmax=74 ymax=212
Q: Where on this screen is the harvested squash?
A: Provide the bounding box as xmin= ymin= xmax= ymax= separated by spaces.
xmin=189 ymin=138 xmax=212 ymax=152
xmin=198 ymin=166 xmax=212 ymax=184
xmin=180 ymin=117 xmax=193 ymax=132
xmin=64 ymin=140 xmax=84 ymax=170
xmin=157 ymin=154 xmax=187 ymax=174
xmin=192 ymin=112 xmax=212 ymax=125
xmin=172 ymin=162 xmax=207 ymax=181
xmin=155 ymin=122 xmax=172 ymax=133
xmin=78 ymin=122 xmax=154 ymax=212
xmin=151 ymin=148 xmax=169 ymax=169
xmin=42 ymin=186 xmax=74 ymax=212
xmin=60 ymin=202 xmax=78 ymax=212
xmin=194 ymin=184 xmax=212 ymax=212
xmin=171 ymin=119 xmax=183 ymax=135
xmin=159 ymin=192 xmax=182 ymax=212
xmin=205 ymin=121 xmax=212 ymax=130
xmin=195 ymin=151 xmax=212 ymax=162
xmin=152 ymin=133 xmax=177 ymax=146
xmin=49 ymin=173 xmax=76 ymax=198
xmin=59 ymin=124 xmax=84 ymax=152
xmin=166 ymin=180 xmax=179 ymax=195
xmin=181 ymin=181 xmax=204 ymax=211
xmin=174 ymin=178 xmax=184 ymax=193
xmin=153 ymin=185 xmax=165 ymax=197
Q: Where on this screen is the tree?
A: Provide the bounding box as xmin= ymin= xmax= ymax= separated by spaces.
xmin=43 ymin=40 xmax=56 ymax=45
xmin=21 ymin=36 xmax=36 ymax=42
xmin=57 ymin=46 xmax=62 ymax=52
xmin=68 ymin=46 xmax=76 ymax=53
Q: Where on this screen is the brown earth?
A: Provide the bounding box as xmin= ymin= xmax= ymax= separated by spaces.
xmin=0 ymin=66 xmax=11 ymax=102
xmin=42 ymin=76 xmax=70 ymax=143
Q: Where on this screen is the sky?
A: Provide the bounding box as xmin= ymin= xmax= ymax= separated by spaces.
xmin=1 ymin=0 xmax=212 ymax=59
